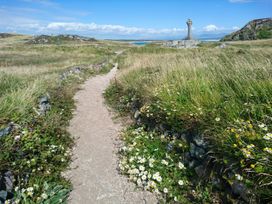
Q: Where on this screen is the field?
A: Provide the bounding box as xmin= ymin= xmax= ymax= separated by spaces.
xmin=0 ymin=35 xmax=126 ymax=203
xmin=105 ymin=40 xmax=272 ymax=203
xmin=1 ymin=35 xmax=271 ymax=203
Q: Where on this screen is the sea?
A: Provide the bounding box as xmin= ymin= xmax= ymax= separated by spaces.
xmin=130 ymin=38 xmax=220 ymax=46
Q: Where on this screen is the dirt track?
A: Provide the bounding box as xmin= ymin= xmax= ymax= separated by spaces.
xmin=66 ymin=64 xmax=157 ymax=204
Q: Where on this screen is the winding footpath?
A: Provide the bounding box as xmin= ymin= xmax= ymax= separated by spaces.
xmin=65 ymin=64 xmax=157 ymax=203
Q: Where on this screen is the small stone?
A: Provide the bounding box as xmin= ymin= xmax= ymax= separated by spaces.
xmin=194 ymin=165 xmax=205 ymax=177
xmin=134 ymin=110 xmax=141 ymax=119
xmin=0 ymin=125 xmax=13 ymax=138
xmin=166 ymin=144 xmax=173 ymax=151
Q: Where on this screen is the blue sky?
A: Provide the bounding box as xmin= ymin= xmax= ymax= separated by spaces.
xmin=0 ymin=0 xmax=271 ymax=39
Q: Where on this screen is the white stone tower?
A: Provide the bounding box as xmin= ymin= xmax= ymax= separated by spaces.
xmin=186 ymin=19 xmax=192 ymax=40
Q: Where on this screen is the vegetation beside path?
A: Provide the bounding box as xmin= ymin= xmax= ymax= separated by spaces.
xmin=105 ymin=40 xmax=272 ymax=203
xmin=0 ymin=35 xmax=126 ymax=203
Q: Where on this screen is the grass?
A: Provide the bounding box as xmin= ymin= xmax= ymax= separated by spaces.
xmin=105 ymin=39 xmax=272 ymax=203
xmin=0 ymin=35 xmax=127 ymax=203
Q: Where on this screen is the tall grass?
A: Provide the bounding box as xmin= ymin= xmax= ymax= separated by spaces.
xmin=106 ymin=40 xmax=272 ymax=202
xmin=0 ymin=36 xmax=125 ymax=203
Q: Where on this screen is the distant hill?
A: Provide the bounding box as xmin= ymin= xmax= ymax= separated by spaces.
xmin=221 ymin=18 xmax=272 ymax=41
xmin=0 ymin=33 xmax=19 ymax=38
xmin=28 ymin=34 xmax=96 ymax=44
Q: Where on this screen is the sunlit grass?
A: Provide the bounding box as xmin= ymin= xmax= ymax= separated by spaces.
xmin=106 ymin=40 xmax=272 ymax=202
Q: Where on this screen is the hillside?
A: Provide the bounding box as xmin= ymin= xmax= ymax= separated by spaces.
xmin=0 ymin=33 xmax=19 ymax=38
xmin=27 ymin=34 xmax=96 ymax=44
xmin=221 ymin=18 xmax=272 ymax=41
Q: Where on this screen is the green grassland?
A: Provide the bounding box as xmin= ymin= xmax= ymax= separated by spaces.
xmin=0 ymin=35 xmax=127 ymax=203
xmin=105 ymin=40 xmax=272 ymax=203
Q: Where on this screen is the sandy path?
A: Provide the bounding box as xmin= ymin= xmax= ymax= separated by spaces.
xmin=66 ymin=64 xmax=157 ymax=204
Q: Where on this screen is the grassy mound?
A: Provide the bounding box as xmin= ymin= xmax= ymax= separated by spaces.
xmin=105 ymin=40 xmax=272 ymax=203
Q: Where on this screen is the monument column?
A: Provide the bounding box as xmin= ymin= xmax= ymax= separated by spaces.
xmin=186 ymin=19 xmax=192 ymax=40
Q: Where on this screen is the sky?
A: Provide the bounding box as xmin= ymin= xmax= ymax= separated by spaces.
xmin=0 ymin=0 xmax=271 ymax=39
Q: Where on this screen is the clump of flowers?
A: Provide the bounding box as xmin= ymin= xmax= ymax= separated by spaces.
xmin=118 ymin=127 xmax=198 ymax=203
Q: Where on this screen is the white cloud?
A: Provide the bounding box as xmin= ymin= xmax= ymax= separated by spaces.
xmin=229 ymin=0 xmax=253 ymax=3
xmin=203 ymin=24 xmax=220 ymax=32
xmin=20 ymin=0 xmax=58 ymax=7
xmin=45 ymin=22 xmax=185 ymax=35
xmin=232 ymin=26 xmax=240 ymax=30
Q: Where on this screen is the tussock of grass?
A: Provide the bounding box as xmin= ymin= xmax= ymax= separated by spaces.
xmin=105 ymin=40 xmax=272 ymax=203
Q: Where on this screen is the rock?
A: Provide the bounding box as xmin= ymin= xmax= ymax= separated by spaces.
xmin=164 ymin=40 xmax=200 ymax=48
xmin=190 ymin=143 xmax=206 ymax=159
xmin=0 ymin=171 xmax=14 ymax=203
xmin=194 ymin=165 xmax=206 ymax=178
xmin=134 ymin=110 xmax=141 ymax=119
xmin=0 ymin=127 xmax=12 ymax=138
xmin=0 ymin=123 xmax=14 ymax=138
xmin=136 ymin=118 xmax=142 ymax=126
xmin=38 ymin=95 xmax=51 ymax=115
xmin=211 ymin=177 xmax=223 ymax=190
xmin=188 ymin=160 xmax=198 ymax=168
xmin=193 ymin=135 xmax=205 ymax=147
xmin=166 ymin=143 xmax=173 ymax=151
xmin=231 ymin=181 xmax=249 ymax=202
xmin=220 ymin=43 xmax=227 ymax=49
xmin=221 ymin=18 xmax=272 ymax=41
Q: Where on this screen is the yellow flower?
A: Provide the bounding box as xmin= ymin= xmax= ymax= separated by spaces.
xmin=250 ymin=164 xmax=255 ymax=168
xmin=248 ymin=124 xmax=253 ymax=129
xmin=233 ymin=144 xmax=237 ymax=148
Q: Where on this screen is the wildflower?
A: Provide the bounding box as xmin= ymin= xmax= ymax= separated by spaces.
xmin=129 ymin=157 xmax=135 ymax=162
xmin=15 ymin=186 xmax=19 ymax=191
xmin=14 ymin=135 xmax=21 ymax=141
xmin=258 ymin=123 xmax=268 ymax=131
xmin=27 ymin=187 xmax=34 ymax=192
xmin=250 ymin=164 xmax=255 ymax=168
xmin=178 ymin=180 xmax=184 ymax=186
xmin=147 ymin=181 xmax=156 ymax=188
xmin=137 ymin=178 xmax=142 ymax=186
xmin=41 ymin=193 xmax=48 ymax=199
xmin=154 ymin=189 xmax=160 ymax=194
xmin=174 ymin=197 xmax=178 ymax=202
xmin=163 ymin=188 xmax=168 ymax=193
xmin=161 ymin=160 xmax=168 ymax=166
xmin=264 ymin=147 xmax=272 ymax=154
xmin=215 ymin=117 xmax=221 ymax=122
xmin=235 ymin=174 xmax=243 ymax=181
xmin=149 ymin=158 xmax=155 ymax=163
xmin=27 ymin=191 xmax=33 ymax=197
xmin=139 ymin=165 xmax=145 ymax=171
xmin=233 ymin=144 xmax=237 ymax=148
xmin=139 ymin=158 xmax=146 ymax=163
xmin=141 ymin=175 xmax=147 ymax=181
xmin=153 ymin=172 xmax=162 ymax=182
xmin=241 ymin=148 xmax=252 ymax=158
xmin=178 ymin=162 xmax=185 ymax=170
xmin=263 ymin=133 xmax=272 ymax=140
xmin=247 ymin=144 xmax=255 ymax=149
